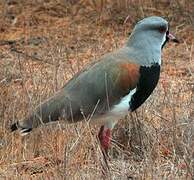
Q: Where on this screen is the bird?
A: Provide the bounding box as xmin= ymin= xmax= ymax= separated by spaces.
xmin=10 ymin=16 xmax=179 ymax=155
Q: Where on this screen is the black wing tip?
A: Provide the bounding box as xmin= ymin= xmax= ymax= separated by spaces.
xmin=21 ymin=128 xmax=32 ymax=133
xmin=10 ymin=122 xmax=18 ymax=132
xmin=10 ymin=121 xmax=33 ymax=135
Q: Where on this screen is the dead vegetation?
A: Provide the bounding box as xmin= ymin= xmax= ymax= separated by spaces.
xmin=0 ymin=0 xmax=194 ymax=179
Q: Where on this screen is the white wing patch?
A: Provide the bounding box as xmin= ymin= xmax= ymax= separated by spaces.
xmin=110 ymin=88 xmax=136 ymax=116
xmin=92 ymin=88 xmax=137 ymax=129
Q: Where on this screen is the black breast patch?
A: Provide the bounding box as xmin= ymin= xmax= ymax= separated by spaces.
xmin=130 ymin=63 xmax=160 ymax=111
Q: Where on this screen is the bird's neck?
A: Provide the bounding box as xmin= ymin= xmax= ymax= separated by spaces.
xmin=126 ymin=33 xmax=162 ymax=66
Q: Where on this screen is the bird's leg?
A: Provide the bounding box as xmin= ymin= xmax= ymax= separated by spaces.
xmin=98 ymin=125 xmax=111 ymax=156
xmin=98 ymin=125 xmax=112 ymax=173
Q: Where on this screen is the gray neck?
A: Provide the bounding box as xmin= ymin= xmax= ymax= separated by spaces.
xmin=125 ymin=32 xmax=162 ymax=66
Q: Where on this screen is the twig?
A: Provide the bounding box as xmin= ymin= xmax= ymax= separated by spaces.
xmin=11 ymin=48 xmax=54 ymax=66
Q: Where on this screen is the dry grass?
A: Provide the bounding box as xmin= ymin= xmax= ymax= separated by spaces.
xmin=0 ymin=0 xmax=194 ymax=179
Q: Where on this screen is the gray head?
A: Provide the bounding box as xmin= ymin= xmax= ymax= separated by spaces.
xmin=129 ymin=16 xmax=168 ymax=49
xmin=126 ymin=16 xmax=179 ymax=65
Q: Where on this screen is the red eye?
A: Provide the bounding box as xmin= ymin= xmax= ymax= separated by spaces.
xmin=159 ymin=26 xmax=167 ymax=33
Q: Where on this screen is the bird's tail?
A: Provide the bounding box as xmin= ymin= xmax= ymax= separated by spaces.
xmin=10 ymin=121 xmax=32 ymax=136
xmin=10 ymin=91 xmax=72 ymax=136
xmin=10 ymin=93 xmax=66 ymax=136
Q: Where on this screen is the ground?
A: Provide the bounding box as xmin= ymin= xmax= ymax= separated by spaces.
xmin=0 ymin=0 xmax=194 ymax=179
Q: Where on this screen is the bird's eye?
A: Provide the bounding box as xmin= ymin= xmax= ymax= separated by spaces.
xmin=158 ymin=26 xmax=167 ymax=33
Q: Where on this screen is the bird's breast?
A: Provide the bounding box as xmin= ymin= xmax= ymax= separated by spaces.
xmin=130 ymin=63 xmax=161 ymax=111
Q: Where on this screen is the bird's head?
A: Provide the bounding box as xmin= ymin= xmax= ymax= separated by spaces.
xmin=127 ymin=16 xmax=179 ymax=50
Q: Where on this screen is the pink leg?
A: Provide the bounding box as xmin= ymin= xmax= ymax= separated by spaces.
xmin=98 ymin=125 xmax=111 ymax=155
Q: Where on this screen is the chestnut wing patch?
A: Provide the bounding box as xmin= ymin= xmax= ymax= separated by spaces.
xmin=117 ymin=62 xmax=160 ymax=112
xmin=118 ymin=63 xmax=140 ymax=93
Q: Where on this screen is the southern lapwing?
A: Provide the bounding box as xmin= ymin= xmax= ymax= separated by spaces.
xmin=10 ymin=16 xmax=179 ymax=154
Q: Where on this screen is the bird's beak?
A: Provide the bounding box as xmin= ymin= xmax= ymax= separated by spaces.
xmin=167 ymin=32 xmax=180 ymax=43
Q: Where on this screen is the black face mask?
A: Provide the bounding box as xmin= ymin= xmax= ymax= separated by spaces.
xmin=162 ymin=30 xmax=169 ymax=49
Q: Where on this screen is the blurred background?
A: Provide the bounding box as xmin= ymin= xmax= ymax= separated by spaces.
xmin=0 ymin=0 xmax=194 ymax=179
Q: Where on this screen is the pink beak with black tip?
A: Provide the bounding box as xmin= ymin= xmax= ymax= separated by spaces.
xmin=167 ymin=31 xmax=180 ymax=43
